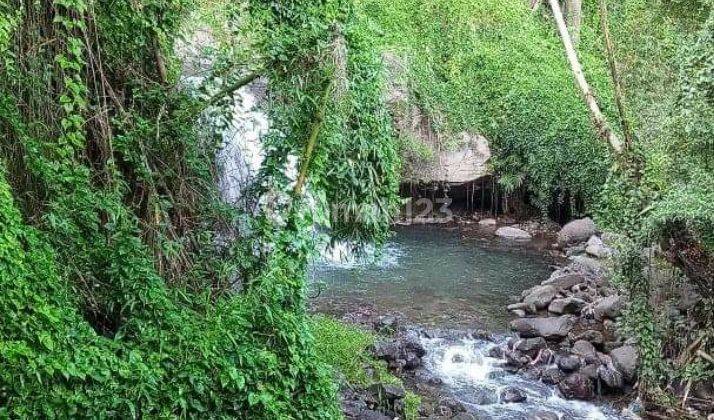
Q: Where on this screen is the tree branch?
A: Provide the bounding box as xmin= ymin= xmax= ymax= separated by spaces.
xmin=208 ymin=71 xmax=261 ymax=105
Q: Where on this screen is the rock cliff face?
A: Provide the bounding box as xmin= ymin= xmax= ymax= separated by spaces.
xmin=384 ymin=53 xmax=491 ymax=185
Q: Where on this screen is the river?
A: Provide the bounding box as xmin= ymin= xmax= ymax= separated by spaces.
xmin=310 ymin=225 xmax=628 ymax=420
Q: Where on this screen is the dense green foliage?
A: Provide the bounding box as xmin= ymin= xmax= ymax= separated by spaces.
xmin=359 ymin=0 xmax=616 ymax=210
xmin=0 ymin=0 xmax=399 ymax=417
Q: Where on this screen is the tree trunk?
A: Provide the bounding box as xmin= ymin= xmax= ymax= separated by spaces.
xmin=565 ymin=0 xmax=582 ymax=44
xmin=547 ymin=0 xmax=624 ymax=154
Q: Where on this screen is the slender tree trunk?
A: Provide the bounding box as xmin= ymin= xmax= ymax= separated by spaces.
xmin=599 ymin=0 xmax=633 ymax=148
xmin=547 ymin=0 xmax=624 ymax=154
xmin=566 ymin=0 xmax=582 ymax=44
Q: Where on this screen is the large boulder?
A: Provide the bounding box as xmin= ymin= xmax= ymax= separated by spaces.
xmin=558 ymin=218 xmax=597 ymax=246
xmin=510 ymin=316 xmax=575 ymax=340
xmin=593 ymin=295 xmax=624 ymax=320
xmin=524 ymin=285 xmax=557 ymax=310
xmin=548 ymin=297 xmax=586 ymax=315
xmin=496 ymin=226 xmax=532 ymax=240
xmin=610 ymin=345 xmax=638 ymax=383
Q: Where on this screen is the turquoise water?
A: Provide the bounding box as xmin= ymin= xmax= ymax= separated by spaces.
xmin=310 ymin=225 xmax=554 ymax=330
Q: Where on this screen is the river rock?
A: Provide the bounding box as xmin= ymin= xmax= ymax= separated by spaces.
xmin=368 ymin=383 xmax=405 ymax=402
xmin=543 ymin=273 xmax=587 ymax=291
xmin=528 ymin=410 xmax=560 ymax=420
xmin=558 ymin=373 xmax=594 ymax=400
xmin=479 ymin=218 xmax=497 ymax=226
xmin=592 ymin=295 xmax=624 ymax=320
xmin=372 ymin=341 xmax=401 ymax=362
xmin=572 ymin=340 xmax=599 ymax=362
xmin=585 ymin=235 xmax=612 ymax=259
xmin=355 ymin=409 xmax=391 ymax=420
xmin=540 ymin=366 xmax=563 ymax=385
xmin=548 ymin=297 xmax=586 ymax=315
xmin=500 ymin=387 xmax=527 ymax=403
xmin=574 ymin=330 xmax=604 ymax=346
xmin=374 ymin=315 xmax=399 ymax=333
xmin=579 ymin=363 xmax=599 ymax=381
xmin=557 ymin=354 xmax=581 ymax=372
xmin=496 ymin=226 xmax=532 ymax=240
xmin=516 ymin=337 xmax=547 ymax=353
xmin=598 ymin=364 xmax=625 ymax=390
xmin=610 ymin=345 xmax=638 ymax=383
xmin=570 ymin=255 xmax=607 ymax=276
xmin=558 ymin=218 xmax=597 ymax=246
xmin=524 ymin=285 xmax=557 ymax=310
xmin=510 ymin=316 xmax=575 ymax=339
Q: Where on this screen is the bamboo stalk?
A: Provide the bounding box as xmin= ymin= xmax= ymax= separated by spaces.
xmin=547 ymin=0 xmax=624 ymax=154
xmin=293 ymin=80 xmax=334 ymax=196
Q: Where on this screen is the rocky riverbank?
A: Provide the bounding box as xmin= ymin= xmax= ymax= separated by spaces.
xmin=500 ymin=218 xmax=640 ymax=400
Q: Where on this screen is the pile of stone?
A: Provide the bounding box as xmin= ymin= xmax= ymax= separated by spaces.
xmin=497 ymin=218 xmax=639 ymax=400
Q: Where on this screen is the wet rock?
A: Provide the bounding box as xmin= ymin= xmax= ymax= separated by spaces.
xmin=479 ymin=218 xmax=497 ymax=226
xmin=500 ymin=387 xmax=527 ymax=403
xmin=374 ymin=315 xmax=399 ymax=333
xmin=510 ymin=315 xmax=575 ymax=340
xmin=598 ymin=364 xmax=625 ymax=390
xmin=610 ymin=345 xmax=638 ymax=383
xmin=558 ymin=218 xmax=597 ymax=246
xmin=368 ymin=383 xmax=405 ymax=402
xmin=548 ymin=297 xmax=586 ymax=315
xmin=558 ymin=373 xmax=594 ymax=400
xmin=524 ymin=285 xmax=557 ymax=310
xmin=496 ymin=226 xmax=532 ymax=240
xmin=437 ymin=396 xmax=466 ymax=415
xmin=372 ymin=341 xmax=401 ymax=362
xmin=585 ymin=235 xmax=612 ymax=259
xmin=507 ymin=302 xmax=529 ymax=311
xmin=593 ymin=295 xmax=624 ymax=320
xmin=516 ymin=337 xmax=547 ymax=353
xmin=543 ymin=273 xmax=587 ymax=291
xmin=540 ymin=366 xmax=563 ymax=385
xmin=528 ymin=410 xmax=560 ymax=420
xmin=505 ymin=350 xmax=529 ymax=368
xmin=355 ymin=409 xmax=391 ymax=420
xmin=472 ymin=388 xmax=498 ymax=405
xmin=557 ymin=354 xmax=581 ymax=372
xmin=488 ymin=346 xmax=505 ymax=359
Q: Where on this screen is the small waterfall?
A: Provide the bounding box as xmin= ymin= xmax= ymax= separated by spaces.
xmin=421 ymin=337 xmax=626 ymax=420
xmin=214 ymin=82 xmax=269 ymax=205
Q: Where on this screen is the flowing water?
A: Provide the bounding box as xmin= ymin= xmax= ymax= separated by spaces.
xmin=311 ymin=225 xmax=627 ymax=419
